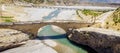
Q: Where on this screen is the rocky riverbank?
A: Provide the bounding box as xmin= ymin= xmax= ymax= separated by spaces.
xmin=0 ymin=29 xmax=58 ymax=53
xmin=67 ymin=27 xmax=120 ymax=53
xmin=0 ymin=29 xmax=30 ymax=51
xmin=1 ymin=40 xmax=58 ymax=53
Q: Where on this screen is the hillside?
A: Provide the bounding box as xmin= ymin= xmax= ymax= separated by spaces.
xmin=0 ymin=0 xmax=120 ymax=7
xmin=105 ymin=7 xmax=120 ymax=31
xmin=93 ymin=7 xmax=120 ymax=31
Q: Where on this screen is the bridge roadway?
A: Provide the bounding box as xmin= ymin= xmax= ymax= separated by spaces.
xmin=0 ymin=22 xmax=91 ymax=37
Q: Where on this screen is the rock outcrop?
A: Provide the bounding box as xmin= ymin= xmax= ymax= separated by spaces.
xmin=1 ymin=40 xmax=58 ymax=53
xmin=67 ymin=27 xmax=120 ymax=53
xmin=0 ymin=29 xmax=30 ymax=51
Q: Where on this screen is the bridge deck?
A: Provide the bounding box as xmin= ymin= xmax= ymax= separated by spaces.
xmin=0 ymin=22 xmax=92 ymax=37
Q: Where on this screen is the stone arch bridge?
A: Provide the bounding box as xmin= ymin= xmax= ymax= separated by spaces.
xmin=0 ymin=22 xmax=91 ymax=36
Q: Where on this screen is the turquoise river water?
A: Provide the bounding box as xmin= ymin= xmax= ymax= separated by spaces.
xmin=37 ymin=25 xmax=88 ymax=53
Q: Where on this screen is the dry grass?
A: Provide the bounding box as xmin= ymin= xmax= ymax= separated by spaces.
xmin=0 ymin=6 xmax=26 ymax=22
xmin=91 ymin=7 xmax=120 ymax=32
xmin=104 ymin=16 xmax=120 ymax=32
xmin=92 ymin=17 xmax=120 ymax=32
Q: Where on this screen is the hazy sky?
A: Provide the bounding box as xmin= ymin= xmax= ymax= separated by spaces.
xmin=79 ymin=0 xmax=120 ymax=3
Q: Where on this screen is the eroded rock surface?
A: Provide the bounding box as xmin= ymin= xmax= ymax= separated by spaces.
xmin=0 ymin=29 xmax=30 ymax=51
xmin=67 ymin=27 xmax=120 ymax=53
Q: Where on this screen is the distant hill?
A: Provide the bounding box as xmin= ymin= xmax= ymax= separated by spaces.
xmin=0 ymin=0 xmax=120 ymax=7
xmin=1 ymin=0 xmax=120 ymax=3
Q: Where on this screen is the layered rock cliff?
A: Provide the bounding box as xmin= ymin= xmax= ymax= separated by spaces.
xmin=67 ymin=27 xmax=120 ymax=53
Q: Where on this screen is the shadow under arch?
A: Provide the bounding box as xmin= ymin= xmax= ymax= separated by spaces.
xmin=37 ymin=25 xmax=66 ymax=40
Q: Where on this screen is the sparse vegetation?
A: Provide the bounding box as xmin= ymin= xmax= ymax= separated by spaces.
xmin=113 ymin=7 xmax=120 ymax=23
xmin=76 ymin=10 xmax=82 ymax=19
xmin=82 ymin=9 xmax=104 ymax=17
xmin=0 ymin=16 xmax=13 ymax=18
xmin=23 ymin=0 xmax=44 ymax=4
xmin=4 ymin=18 xmax=14 ymax=22
xmin=0 ymin=16 xmax=14 ymax=22
xmin=92 ymin=7 xmax=120 ymax=31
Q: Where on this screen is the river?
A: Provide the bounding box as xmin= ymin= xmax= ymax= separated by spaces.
xmin=37 ymin=25 xmax=88 ymax=53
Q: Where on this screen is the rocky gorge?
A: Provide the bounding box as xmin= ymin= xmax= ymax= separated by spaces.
xmin=1 ymin=27 xmax=120 ymax=53
xmin=67 ymin=27 xmax=120 ymax=53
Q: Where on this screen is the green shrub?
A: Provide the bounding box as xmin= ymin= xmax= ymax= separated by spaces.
xmin=76 ymin=10 xmax=83 ymax=19
xmin=113 ymin=7 xmax=120 ymax=23
xmin=4 ymin=19 xmax=14 ymax=22
xmin=82 ymin=9 xmax=103 ymax=17
xmin=106 ymin=22 xmax=109 ymax=25
xmin=0 ymin=16 xmax=13 ymax=18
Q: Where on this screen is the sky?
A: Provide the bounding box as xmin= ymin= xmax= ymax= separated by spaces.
xmin=79 ymin=0 xmax=120 ymax=3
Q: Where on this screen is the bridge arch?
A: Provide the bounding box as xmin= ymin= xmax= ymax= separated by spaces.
xmin=37 ymin=25 xmax=66 ymax=35
xmin=37 ymin=25 xmax=66 ymax=40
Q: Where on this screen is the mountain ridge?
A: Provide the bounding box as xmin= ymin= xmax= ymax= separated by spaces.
xmin=0 ymin=0 xmax=119 ymax=7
